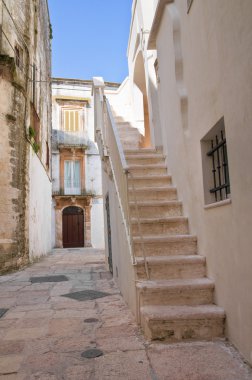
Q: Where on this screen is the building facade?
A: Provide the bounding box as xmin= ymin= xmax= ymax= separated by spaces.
xmin=94 ymin=0 xmax=252 ymax=366
xmin=51 ymin=78 xmax=106 ymax=249
xmin=0 ymin=0 xmax=52 ymax=273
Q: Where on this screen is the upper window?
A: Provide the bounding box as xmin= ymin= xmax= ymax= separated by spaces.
xmin=64 ymin=160 xmax=81 ymax=195
xmin=201 ymin=117 xmax=231 ymax=205
xmin=62 ymin=109 xmax=81 ymax=132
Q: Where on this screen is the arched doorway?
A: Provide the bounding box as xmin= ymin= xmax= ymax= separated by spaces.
xmin=134 ymin=51 xmax=151 ymax=147
xmin=62 ymin=206 xmax=84 ymax=248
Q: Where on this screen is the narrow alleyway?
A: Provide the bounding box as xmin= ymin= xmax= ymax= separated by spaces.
xmin=0 ymin=249 xmax=251 ymax=380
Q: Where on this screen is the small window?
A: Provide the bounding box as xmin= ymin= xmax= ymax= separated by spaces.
xmin=30 ymin=102 xmax=40 ymax=145
xmin=201 ymin=117 xmax=231 ymax=205
xmin=62 ymin=109 xmax=81 ymax=132
xmin=15 ymin=45 xmax=23 ymax=69
xmin=46 ymin=141 xmax=50 ymax=168
xmin=154 ymin=59 xmax=160 ymax=84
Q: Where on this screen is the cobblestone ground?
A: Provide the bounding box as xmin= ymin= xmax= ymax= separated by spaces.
xmin=0 ymin=248 xmax=251 ymax=380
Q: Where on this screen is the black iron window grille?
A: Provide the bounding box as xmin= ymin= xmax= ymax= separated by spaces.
xmin=207 ymin=129 xmax=230 ymax=202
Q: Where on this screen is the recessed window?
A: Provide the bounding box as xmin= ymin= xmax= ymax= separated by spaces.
xmin=46 ymin=141 xmax=50 ymax=168
xmin=154 ymin=59 xmax=160 ymax=84
xmin=62 ymin=109 xmax=81 ymax=132
xmin=15 ymin=45 xmax=23 ymax=69
xmin=201 ymin=117 xmax=231 ymax=205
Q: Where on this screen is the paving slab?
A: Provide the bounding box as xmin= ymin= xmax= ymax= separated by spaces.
xmin=0 ymin=248 xmax=251 ymax=380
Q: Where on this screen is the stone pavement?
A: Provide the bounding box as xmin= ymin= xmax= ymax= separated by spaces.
xmin=0 ymin=248 xmax=251 ymax=380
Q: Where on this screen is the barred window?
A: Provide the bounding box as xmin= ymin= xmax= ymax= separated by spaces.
xmin=201 ymin=117 xmax=231 ymax=205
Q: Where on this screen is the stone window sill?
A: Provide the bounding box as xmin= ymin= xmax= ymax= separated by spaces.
xmin=204 ymin=198 xmax=232 ymax=210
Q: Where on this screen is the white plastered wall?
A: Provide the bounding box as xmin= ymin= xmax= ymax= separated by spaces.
xmin=29 ymin=147 xmax=52 ymax=259
xmin=101 ymin=169 xmax=137 ymax=315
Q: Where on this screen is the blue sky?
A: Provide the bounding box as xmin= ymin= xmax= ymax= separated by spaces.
xmin=48 ymin=0 xmax=132 ymax=83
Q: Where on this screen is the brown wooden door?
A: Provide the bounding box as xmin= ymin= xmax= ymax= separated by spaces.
xmin=63 ymin=207 xmax=84 ymax=248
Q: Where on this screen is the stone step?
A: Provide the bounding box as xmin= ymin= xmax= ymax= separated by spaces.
xmin=121 ymin=140 xmax=141 ymax=147
xmin=131 ymin=216 xmax=189 ymax=236
xmin=129 ymin=201 xmax=182 ymax=218
xmin=124 ymin=148 xmax=160 ymax=155
xmin=113 ymin=116 xmax=127 ymax=122
xmin=117 ymin=124 xmax=138 ymax=130
xmin=133 ymin=234 xmax=197 ymax=256
xmin=126 ymin=154 xmax=166 ymax=165
xmin=116 ymin=121 xmax=133 ymax=126
xmin=135 ymin=255 xmax=206 ymax=280
xmin=137 ymin=278 xmax=214 ymax=307
xmin=128 ymin=175 xmax=172 ymax=188
xmin=122 ymin=141 xmax=140 ymax=150
xmin=140 ymin=305 xmax=225 ymax=341
xmin=118 ymin=130 xmax=140 ymax=137
xmin=128 ymin=164 xmax=167 ymax=176
xmin=129 ymin=187 xmax=177 ymax=201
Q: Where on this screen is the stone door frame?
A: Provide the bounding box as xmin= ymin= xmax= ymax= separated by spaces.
xmin=54 ymin=195 xmax=92 ymax=248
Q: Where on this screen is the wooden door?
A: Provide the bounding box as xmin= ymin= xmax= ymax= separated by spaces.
xmin=63 ymin=206 xmax=84 ymax=248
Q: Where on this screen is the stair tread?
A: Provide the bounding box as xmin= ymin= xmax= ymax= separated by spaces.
xmin=131 ymin=216 xmax=187 ymax=224
xmin=137 ymin=277 xmax=214 ymax=290
xmin=135 ymin=255 xmax=205 ymax=265
xmin=126 ymin=154 xmax=165 ymax=159
xmin=128 ymin=174 xmax=171 ymax=180
xmin=129 ymin=186 xmax=176 ymax=192
xmin=129 ymin=200 xmax=181 ymax=206
xmin=128 ymin=164 xmax=166 ymax=169
xmin=133 ymin=234 xmax=197 ymax=242
xmin=124 ymin=148 xmax=158 ymax=154
xmin=141 ymin=304 xmax=225 ymax=320
xmin=119 ymin=130 xmax=139 ymax=133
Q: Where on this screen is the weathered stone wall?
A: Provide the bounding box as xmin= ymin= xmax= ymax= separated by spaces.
xmin=0 ymin=58 xmax=29 ymax=272
xmin=0 ymin=0 xmax=52 ymax=273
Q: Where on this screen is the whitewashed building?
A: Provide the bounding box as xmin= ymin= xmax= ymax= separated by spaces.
xmin=51 ymin=78 xmax=109 ymax=249
xmin=93 ymin=0 xmax=252 ymax=366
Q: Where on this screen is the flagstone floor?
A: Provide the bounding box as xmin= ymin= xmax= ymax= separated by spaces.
xmin=0 ymin=248 xmax=251 ymax=380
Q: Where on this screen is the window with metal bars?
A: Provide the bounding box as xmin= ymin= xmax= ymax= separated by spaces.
xmin=201 ymin=117 xmax=231 ymax=204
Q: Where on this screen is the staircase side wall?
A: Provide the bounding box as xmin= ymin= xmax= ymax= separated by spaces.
xmin=101 ymin=167 xmax=137 ymax=316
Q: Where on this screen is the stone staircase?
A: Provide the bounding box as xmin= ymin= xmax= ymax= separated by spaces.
xmin=116 ymin=123 xmax=225 ymax=342
xmin=116 ymin=120 xmax=142 ymax=150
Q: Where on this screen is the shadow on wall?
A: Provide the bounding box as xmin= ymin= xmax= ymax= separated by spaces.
xmin=133 ymin=51 xmax=151 ymax=147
